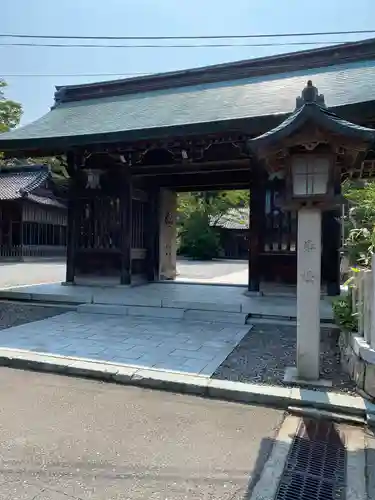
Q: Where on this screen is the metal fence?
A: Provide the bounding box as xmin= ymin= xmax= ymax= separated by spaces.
xmin=0 ymin=245 xmax=66 ymax=259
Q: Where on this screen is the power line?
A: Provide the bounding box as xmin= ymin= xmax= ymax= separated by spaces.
xmin=0 ymin=40 xmax=353 ymax=49
xmin=2 ymin=73 xmax=150 ymax=78
xmin=0 ymin=29 xmax=374 ymax=40
xmin=2 ymin=48 xmax=371 ymax=79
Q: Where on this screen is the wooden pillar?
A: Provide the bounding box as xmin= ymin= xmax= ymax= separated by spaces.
xmin=322 ymin=179 xmax=341 ymax=296
xmin=248 ymin=165 xmax=266 ymax=292
xmin=120 ymin=170 xmax=132 ymax=285
xmin=65 ymin=152 xmax=79 ymax=284
xmin=322 ymin=209 xmax=341 ymax=296
xmin=20 ymin=202 xmax=24 ymax=258
xmin=146 ymin=186 xmax=160 ymax=281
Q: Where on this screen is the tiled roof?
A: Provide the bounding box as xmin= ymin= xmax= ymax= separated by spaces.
xmin=1 ymin=39 xmax=375 ymax=151
xmin=249 ymin=94 xmax=375 ymax=153
xmin=27 ymin=193 xmax=66 ymax=209
xmin=0 ymin=166 xmax=49 ymax=200
xmin=0 ymin=165 xmax=66 ymax=209
xmin=211 ymin=208 xmax=249 ymax=230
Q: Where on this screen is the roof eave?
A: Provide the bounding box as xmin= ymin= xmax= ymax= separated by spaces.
xmin=248 ymin=103 xmax=375 ymax=154
xmin=1 ymin=100 xmax=375 ymax=158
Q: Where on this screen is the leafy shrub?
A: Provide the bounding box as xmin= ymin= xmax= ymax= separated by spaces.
xmin=343 ymin=180 xmax=375 ymax=268
xmin=332 ymin=293 xmax=357 ymax=332
xmin=179 ymin=212 xmax=221 ymax=260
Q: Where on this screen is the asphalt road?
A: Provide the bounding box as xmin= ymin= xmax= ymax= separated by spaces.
xmin=0 ymin=259 xmax=248 ymax=289
xmin=0 ymin=368 xmax=284 ymax=499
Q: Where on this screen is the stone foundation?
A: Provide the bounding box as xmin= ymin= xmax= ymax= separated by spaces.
xmin=339 ymin=329 xmax=375 ymax=399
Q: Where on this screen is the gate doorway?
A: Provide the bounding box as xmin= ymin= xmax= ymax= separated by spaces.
xmin=172 ymin=189 xmax=250 ymax=286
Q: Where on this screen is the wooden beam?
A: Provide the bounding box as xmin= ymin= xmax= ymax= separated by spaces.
xmin=145 ymin=187 xmax=160 ymax=281
xmin=137 ymin=168 xmax=251 ymax=190
xmin=131 ymin=159 xmax=250 ymax=176
xmin=65 ymin=152 xmax=79 ymax=283
xmin=175 ymin=183 xmax=249 ymax=192
xmin=248 ymin=165 xmax=266 ymax=292
xmin=322 ymin=178 xmax=342 ymax=296
xmin=120 ymin=169 xmax=132 ymax=285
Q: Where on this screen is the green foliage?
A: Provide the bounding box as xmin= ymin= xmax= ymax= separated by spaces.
xmin=179 ymin=212 xmax=221 ymax=260
xmin=178 ymin=190 xmax=249 ymax=259
xmin=342 ymin=179 xmax=375 ymax=268
xmin=178 ymin=190 xmax=249 ymax=222
xmin=0 ymin=81 xmax=22 ymax=133
xmin=332 ymin=293 xmax=357 ymax=332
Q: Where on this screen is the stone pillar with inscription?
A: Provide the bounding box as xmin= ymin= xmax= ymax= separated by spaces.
xmin=296 ymin=207 xmax=321 ymax=380
xmin=249 ymin=80 xmax=375 ymax=386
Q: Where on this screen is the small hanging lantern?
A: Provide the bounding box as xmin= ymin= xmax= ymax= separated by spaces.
xmin=85 ymin=169 xmax=102 ymax=190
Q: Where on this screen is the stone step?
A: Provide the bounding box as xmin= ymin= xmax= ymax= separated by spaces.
xmin=183 ymin=309 xmax=248 ymax=325
xmin=77 ymin=303 xmax=248 ymax=324
xmin=77 ymin=303 xmax=183 ymax=319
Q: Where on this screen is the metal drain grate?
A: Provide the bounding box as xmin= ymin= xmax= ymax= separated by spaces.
xmin=274 ymin=418 xmax=346 ymax=500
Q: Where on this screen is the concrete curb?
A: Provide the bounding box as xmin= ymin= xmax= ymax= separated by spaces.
xmin=0 ymin=347 xmax=374 ymax=419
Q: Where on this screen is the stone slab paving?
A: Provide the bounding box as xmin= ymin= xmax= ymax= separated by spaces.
xmin=0 ymin=311 xmax=251 ymax=376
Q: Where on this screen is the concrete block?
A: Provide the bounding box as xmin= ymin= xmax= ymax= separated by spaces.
xmin=357 ymin=340 xmax=375 ymax=365
xmin=31 ymin=293 xmax=84 ymax=304
xmin=353 ymin=358 xmax=366 ymax=390
xmin=347 ymin=352 xmax=356 ymax=379
xmin=112 ymin=365 xmax=138 ymax=383
xmin=366 ymin=412 xmax=375 ymax=428
xmin=127 ymin=306 xmax=184 ymax=319
xmin=288 ymin=406 xmax=365 ymax=425
xmin=131 ymin=368 xmax=208 ymax=395
xmin=289 ymin=387 xmax=367 ymax=416
xmin=183 ymin=310 xmax=247 ymax=325
xmin=77 ymin=304 xmax=129 ymax=316
xmin=0 ymin=290 xmax=33 ymax=300
xmin=364 ymin=364 xmax=375 ymax=398
xmin=207 ymin=379 xmax=292 ymax=406
xmin=66 ymin=360 xmax=119 ymax=380
xmin=162 ymin=299 xmax=241 ymax=313
xmin=0 ymin=350 xmax=74 ymax=373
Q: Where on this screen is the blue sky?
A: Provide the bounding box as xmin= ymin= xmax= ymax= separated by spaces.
xmin=1 ymin=0 xmax=374 ymax=125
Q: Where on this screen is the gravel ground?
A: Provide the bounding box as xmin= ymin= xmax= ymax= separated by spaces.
xmin=213 ymin=323 xmax=356 ymax=394
xmin=0 ymin=301 xmax=69 ymax=331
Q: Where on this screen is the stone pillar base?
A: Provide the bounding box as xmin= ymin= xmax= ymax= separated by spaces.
xmin=283 ymin=367 xmax=332 ymax=388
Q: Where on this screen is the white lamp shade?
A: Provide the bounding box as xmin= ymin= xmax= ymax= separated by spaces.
xmin=292 ymin=156 xmax=330 ymax=196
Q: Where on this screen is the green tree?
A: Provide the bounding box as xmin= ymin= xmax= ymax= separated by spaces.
xmin=178 ymin=190 xmax=249 ymax=224
xmin=0 ymin=80 xmax=22 ymax=133
xmin=178 ymin=190 xmax=249 ymax=260
xmin=343 ymin=179 xmax=375 ymax=267
xmin=0 ymin=83 xmax=68 ymax=180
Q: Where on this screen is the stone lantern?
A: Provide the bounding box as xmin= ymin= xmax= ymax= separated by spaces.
xmin=248 ymin=80 xmax=375 ymax=384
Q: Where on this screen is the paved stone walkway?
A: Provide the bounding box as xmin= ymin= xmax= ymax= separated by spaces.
xmin=0 ymin=311 xmax=251 ymax=376
xmin=0 ymin=259 xmax=248 ymax=288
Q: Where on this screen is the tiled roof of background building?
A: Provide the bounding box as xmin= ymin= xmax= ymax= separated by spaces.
xmin=211 ymin=208 xmax=249 ymax=230
xmin=0 ymin=165 xmax=66 ymax=209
